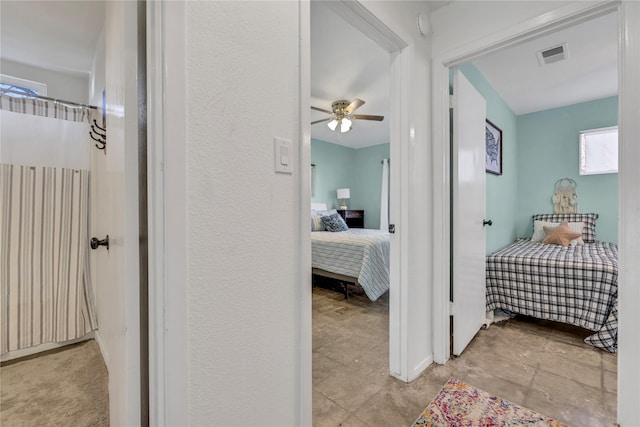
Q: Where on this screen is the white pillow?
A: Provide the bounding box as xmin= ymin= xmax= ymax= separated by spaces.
xmin=311 ymin=215 xmax=324 ymax=231
xmin=531 ymin=220 xmax=585 ymax=246
xmin=316 ymin=209 xmax=337 ymax=217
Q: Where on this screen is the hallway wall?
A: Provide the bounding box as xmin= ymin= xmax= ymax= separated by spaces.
xmin=184 ymin=2 xmax=301 ymax=424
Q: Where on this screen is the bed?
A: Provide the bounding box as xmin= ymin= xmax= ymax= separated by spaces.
xmin=312 ymin=228 xmax=390 ymax=301
xmin=486 ymin=213 xmax=618 ymax=352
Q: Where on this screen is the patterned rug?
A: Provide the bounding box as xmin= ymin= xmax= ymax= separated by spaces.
xmin=412 ymin=378 xmax=567 ymax=427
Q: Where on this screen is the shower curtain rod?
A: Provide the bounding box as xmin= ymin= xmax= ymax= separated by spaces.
xmin=0 ymin=88 xmax=98 ymax=110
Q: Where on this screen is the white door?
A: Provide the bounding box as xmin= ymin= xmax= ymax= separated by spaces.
xmin=452 ymin=70 xmax=487 ymax=356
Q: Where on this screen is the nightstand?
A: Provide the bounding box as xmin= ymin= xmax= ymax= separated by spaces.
xmin=337 ymin=209 xmax=364 ymax=228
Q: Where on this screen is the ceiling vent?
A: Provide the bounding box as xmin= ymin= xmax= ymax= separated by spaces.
xmin=537 ymin=43 xmax=568 ymax=66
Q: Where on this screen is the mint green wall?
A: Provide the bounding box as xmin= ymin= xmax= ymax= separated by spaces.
xmin=310 ymin=139 xmax=355 ymax=210
xmin=353 ymin=143 xmax=390 ymax=229
xmin=460 ymin=64 xmax=519 ymax=254
xmin=516 ymin=96 xmax=618 ymax=243
xmin=311 ymin=139 xmax=389 ymax=229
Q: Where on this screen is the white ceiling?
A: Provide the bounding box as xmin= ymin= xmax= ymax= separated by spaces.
xmin=473 ymin=11 xmax=618 ymax=115
xmin=2 ymin=1 xmax=618 ymax=138
xmin=312 ymin=4 xmax=618 ymax=149
xmin=310 ymin=2 xmax=391 ymax=149
xmin=0 ymin=1 xmax=104 ymax=76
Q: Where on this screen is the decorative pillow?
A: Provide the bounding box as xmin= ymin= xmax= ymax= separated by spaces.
xmin=311 ymin=215 xmax=325 ymax=231
xmin=321 ymin=213 xmax=348 ymax=232
xmin=532 ymin=213 xmax=598 ymax=243
xmin=543 ymin=221 xmax=582 ymax=246
xmin=531 ymin=220 xmax=585 ymax=246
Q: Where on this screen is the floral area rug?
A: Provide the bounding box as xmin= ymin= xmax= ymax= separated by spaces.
xmin=412 ymin=377 xmax=567 ymax=427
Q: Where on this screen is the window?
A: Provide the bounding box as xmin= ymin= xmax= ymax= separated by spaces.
xmin=579 ymin=126 xmax=618 ymax=175
xmin=0 ymin=74 xmax=47 ymax=97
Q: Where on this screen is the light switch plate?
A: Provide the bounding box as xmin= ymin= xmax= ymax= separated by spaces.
xmin=274 ymin=137 xmax=293 ymax=174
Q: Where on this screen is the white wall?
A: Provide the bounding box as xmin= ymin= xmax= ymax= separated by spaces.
xmin=162 ymin=1 xmax=639 ymax=424
xmin=90 ymin=1 xmax=140 ymax=425
xmin=159 ymin=1 xmax=439 ymax=424
xmin=160 ymin=2 xmax=437 ymax=424
xmin=358 ymin=0 xmax=434 ymax=380
xmin=430 ymin=1 xmax=581 ymax=58
xmin=184 ymin=1 xmax=301 ymax=424
xmin=1 ymin=58 xmax=89 ymax=104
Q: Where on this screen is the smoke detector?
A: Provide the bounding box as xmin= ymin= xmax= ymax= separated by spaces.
xmin=537 ymin=43 xmax=568 ymax=66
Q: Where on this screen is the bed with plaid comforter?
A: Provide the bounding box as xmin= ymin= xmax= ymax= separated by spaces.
xmin=486 ymin=239 xmax=618 ymax=352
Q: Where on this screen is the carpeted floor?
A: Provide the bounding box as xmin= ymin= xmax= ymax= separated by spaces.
xmin=0 ymin=339 xmax=109 ymax=426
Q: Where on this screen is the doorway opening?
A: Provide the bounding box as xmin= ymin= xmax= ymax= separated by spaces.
xmin=441 ymin=5 xmax=620 ymax=425
xmin=308 ymin=1 xmax=408 ymax=422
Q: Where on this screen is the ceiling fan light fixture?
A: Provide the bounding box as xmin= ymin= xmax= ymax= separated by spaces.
xmin=340 ymin=117 xmax=352 ymax=133
xmin=327 ymin=118 xmax=339 ymax=131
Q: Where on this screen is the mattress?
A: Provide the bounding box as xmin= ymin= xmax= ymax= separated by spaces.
xmin=311 ymin=229 xmax=390 ymax=301
xmin=486 ymin=239 xmax=618 ymax=352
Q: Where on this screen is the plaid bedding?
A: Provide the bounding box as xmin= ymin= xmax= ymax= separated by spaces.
xmin=312 ymin=229 xmax=390 ymax=301
xmin=486 ymin=239 xmax=618 ymax=352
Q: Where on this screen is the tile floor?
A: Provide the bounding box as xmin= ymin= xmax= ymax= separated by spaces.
xmin=312 ymin=282 xmax=617 ymax=427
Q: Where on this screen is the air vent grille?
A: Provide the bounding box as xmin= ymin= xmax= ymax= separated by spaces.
xmin=537 ymin=43 xmax=568 ymax=65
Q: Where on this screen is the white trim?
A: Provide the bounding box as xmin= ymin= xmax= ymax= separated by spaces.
xmin=432 ymin=1 xmax=619 ymax=66
xmin=432 ymin=0 xmax=620 ymax=366
xmin=146 ymin=1 xmax=165 ymax=424
xmin=322 ymin=1 xmax=405 ymax=52
xmin=316 ymin=0 xmax=409 ymax=382
xmin=617 ymin=2 xmax=640 ymax=424
xmin=389 ymin=46 xmax=410 ymax=381
xmin=147 ymin=1 xmax=188 ymax=425
xmin=431 ymin=59 xmax=451 ymax=365
xmin=411 ymin=354 xmax=434 ymax=382
xmin=298 ymin=1 xmax=312 ymax=425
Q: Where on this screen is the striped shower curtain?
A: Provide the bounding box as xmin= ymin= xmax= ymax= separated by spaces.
xmin=0 ymin=164 xmax=97 ymax=354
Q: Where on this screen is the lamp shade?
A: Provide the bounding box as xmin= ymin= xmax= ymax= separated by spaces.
xmin=337 ymin=188 xmax=350 ymax=199
xmin=340 ymin=118 xmax=352 ymax=133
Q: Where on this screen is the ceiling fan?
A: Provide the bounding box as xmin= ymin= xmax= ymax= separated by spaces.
xmin=311 ymin=99 xmax=384 ymax=133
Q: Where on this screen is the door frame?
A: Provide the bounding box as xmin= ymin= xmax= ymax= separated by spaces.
xmin=145 ymin=0 xmax=414 ymax=423
xmin=307 ymin=0 xmax=409 ymax=383
xmin=146 ymin=1 xmax=189 ymax=424
xmin=431 ymin=0 xmax=640 ymax=423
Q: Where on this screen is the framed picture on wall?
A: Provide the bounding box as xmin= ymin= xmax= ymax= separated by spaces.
xmin=485 ymin=119 xmax=502 ymax=175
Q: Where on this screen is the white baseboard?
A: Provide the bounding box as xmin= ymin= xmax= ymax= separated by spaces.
xmin=408 ymin=354 xmax=435 ymax=382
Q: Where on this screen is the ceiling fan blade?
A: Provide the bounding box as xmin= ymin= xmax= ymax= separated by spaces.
xmin=311 ymin=106 xmax=332 ymax=114
xmin=311 ymin=117 xmax=332 ymax=125
xmin=351 ymin=114 xmax=384 ymax=121
xmin=343 ymin=98 xmax=364 ymax=114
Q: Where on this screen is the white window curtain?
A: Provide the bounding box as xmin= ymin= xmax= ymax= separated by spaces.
xmin=380 ymin=158 xmax=389 ymax=231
